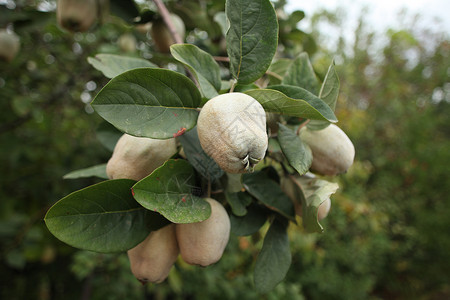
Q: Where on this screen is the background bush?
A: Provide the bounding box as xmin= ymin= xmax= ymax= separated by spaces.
xmin=0 ymin=0 xmax=449 ymax=299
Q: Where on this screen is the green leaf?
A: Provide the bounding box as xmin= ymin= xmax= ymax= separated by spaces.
xmin=87 ymin=54 xmax=157 ymax=79
xmin=226 ymin=0 xmax=278 ymax=84
xmin=110 ymin=0 xmax=140 ymax=23
xmin=243 ymin=171 xmax=296 ymax=221
xmin=44 ymin=179 xmax=166 ymax=253
xmin=96 ymin=121 xmax=123 ymax=152
xmin=177 ymin=126 xmax=224 ymax=181
xmin=282 ymin=52 xmax=320 ymax=94
xmin=213 ymin=12 xmax=229 ymax=36
xmin=91 ymin=68 xmax=201 ymax=139
xmin=170 ymin=44 xmax=221 ymax=99
xmin=230 ymin=204 xmax=267 ymax=236
xmin=225 ymin=173 xmax=244 ymax=193
xmin=277 ymin=124 xmax=312 ymax=175
xmin=254 ymin=218 xmax=291 ymax=293
xmin=267 ymin=59 xmax=293 ymax=85
xmin=226 ymin=191 xmax=252 ymax=217
xmin=132 ymin=159 xmax=211 ymax=223
xmin=308 ymin=60 xmax=340 ymax=130
xmin=63 ymin=164 xmax=108 ymax=180
xmin=294 ymin=176 xmax=339 ymax=233
xmin=245 ymin=88 xmax=337 ymax=122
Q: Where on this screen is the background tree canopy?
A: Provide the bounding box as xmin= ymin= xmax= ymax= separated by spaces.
xmin=0 ymin=0 xmax=449 ymax=299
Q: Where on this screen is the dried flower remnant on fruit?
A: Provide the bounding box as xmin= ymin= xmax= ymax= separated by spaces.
xmin=197 ymin=93 xmax=268 ymax=173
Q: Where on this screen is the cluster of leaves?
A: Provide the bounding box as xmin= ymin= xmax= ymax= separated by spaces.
xmin=43 ymin=0 xmax=343 ymax=293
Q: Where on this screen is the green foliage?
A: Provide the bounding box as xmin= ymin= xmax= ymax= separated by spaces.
xmin=2 ymin=0 xmax=449 ymax=299
xmin=226 ymin=0 xmax=278 ymax=84
xmin=91 ymin=68 xmax=201 ymax=139
xmin=132 ymin=159 xmax=211 ymax=223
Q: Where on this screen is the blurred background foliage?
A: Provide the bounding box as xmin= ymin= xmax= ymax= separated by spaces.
xmin=0 ymin=0 xmax=449 ymax=299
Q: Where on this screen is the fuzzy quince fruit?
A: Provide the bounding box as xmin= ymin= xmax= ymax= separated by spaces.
xmin=197 ymin=93 xmax=268 ymax=173
xmin=56 ymin=0 xmax=97 ymax=32
xmin=300 ymin=124 xmax=355 ymax=176
xmin=0 ymin=30 xmax=20 ymax=62
xmin=176 ymin=198 xmax=230 ymax=267
xmin=150 ymin=14 xmax=185 ymax=53
xmin=106 ymin=134 xmax=177 ymax=181
xmin=127 ymin=224 xmax=179 ymax=284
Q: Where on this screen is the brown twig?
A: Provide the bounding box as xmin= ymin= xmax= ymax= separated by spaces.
xmin=213 ymin=56 xmax=230 ymax=62
xmin=152 ymin=0 xmax=183 ymax=44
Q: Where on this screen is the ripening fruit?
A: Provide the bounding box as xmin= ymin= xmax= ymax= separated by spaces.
xmin=0 ymin=30 xmax=20 ymax=62
xmin=150 ymin=14 xmax=185 ymax=53
xmin=317 ymin=198 xmax=331 ymax=220
xmin=197 ymin=93 xmax=268 ymax=173
xmin=127 ymin=224 xmax=179 ymax=284
xmin=176 ymin=198 xmax=230 ymax=267
xmin=117 ymin=33 xmax=137 ymax=52
xmin=300 ymin=124 xmax=355 ymax=176
xmin=56 ymin=0 xmax=97 ymax=32
xmin=106 ymin=134 xmax=177 ymax=181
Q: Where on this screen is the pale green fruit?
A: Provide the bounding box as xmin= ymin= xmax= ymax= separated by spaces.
xmin=127 ymin=224 xmax=179 ymax=284
xmin=0 ymin=30 xmax=20 ymax=62
xmin=117 ymin=33 xmax=136 ymax=52
xmin=106 ymin=134 xmax=177 ymax=181
xmin=150 ymin=14 xmax=185 ymax=53
xmin=197 ymin=93 xmax=268 ymax=173
xmin=57 ymin=0 xmax=97 ymax=32
xmin=300 ymin=124 xmax=355 ymax=176
xmin=176 ymin=198 xmax=230 ymax=267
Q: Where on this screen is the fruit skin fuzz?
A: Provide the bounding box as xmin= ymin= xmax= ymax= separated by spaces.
xmin=127 ymin=224 xmax=179 ymax=284
xmin=197 ymin=92 xmax=268 ymax=174
xmin=176 ymin=198 xmax=230 ymax=267
xmin=300 ymin=124 xmax=355 ymax=176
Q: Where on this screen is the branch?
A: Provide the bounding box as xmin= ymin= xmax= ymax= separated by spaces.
xmin=152 ymin=0 xmax=183 ymax=44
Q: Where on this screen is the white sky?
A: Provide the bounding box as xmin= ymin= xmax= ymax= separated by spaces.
xmin=286 ymin=0 xmax=450 ymax=36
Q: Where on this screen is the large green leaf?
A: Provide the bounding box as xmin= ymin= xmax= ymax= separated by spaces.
xmin=63 ymin=164 xmax=108 ymax=180
xmin=177 ymin=126 xmax=224 ymax=181
xmin=170 ymin=44 xmax=221 ymax=99
xmin=254 ymin=218 xmax=291 ymax=293
xmin=277 ymin=124 xmax=312 ymax=175
xmin=44 ymin=179 xmax=167 ymax=253
xmin=87 ymin=54 xmax=157 ymax=79
xmin=245 ymin=88 xmax=337 ymax=122
xmin=282 ymin=52 xmax=320 ymax=94
xmin=243 ymin=171 xmax=296 ymax=221
xmin=91 ymin=68 xmax=201 ymax=139
xmin=308 ymin=60 xmax=340 ymax=130
xmin=132 ymin=159 xmax=211 ymax=223
xmin=226 ymin=191 xmax=252 ymax=217
xmin=226 ymin=0 xmax=278 ymax=84
xmin=230 ymin=204 xmax=267 ymax=236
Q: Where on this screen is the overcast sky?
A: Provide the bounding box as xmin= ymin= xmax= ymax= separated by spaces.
xmin=286 ymin=0 xmax=450 ymax=35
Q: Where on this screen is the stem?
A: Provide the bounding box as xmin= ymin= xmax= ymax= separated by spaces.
xmin=213 ymin=56 xmax=230 ymax=62
xmin=296 ymin=119 xmax=310 ymax=135
xmin=152 ymin=0 xmax=183 ymax=44
xmin=229 ymin=79 xmax=237 ymax=93
xmin=265 ymin=70 xmax=283 ymax=81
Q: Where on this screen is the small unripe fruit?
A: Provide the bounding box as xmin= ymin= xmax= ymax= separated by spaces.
xmin=197 ymin=93 xmax=268 ymax=173
xmin=127 ymin=224 xmax=179 ymax=284
xmin=0 ymin=30 xmax=20 ymax=62
xmin=150 ymin=14 xmax=185 ymax=53
xmin=106 ymin=134 xmax=177 ymax=181
xmin=117 ymin=33 xmax=137 ymax=52
xmin=300 ymin=124 xmax=355 ymax=176
xmin=176 ymin=198 xmax=230 ymax=267
xmin=57 ymin=0 xmax=97 ymax=32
